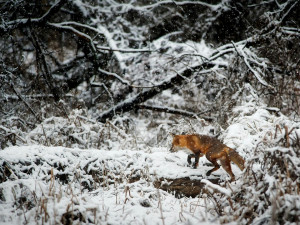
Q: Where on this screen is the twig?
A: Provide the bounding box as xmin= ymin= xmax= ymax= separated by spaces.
xmin=97 ymin=69 xmax=131 ymax=86
xmin=157 ymin=189 xmax=166 ymax=225
xmin=9 ymin=78 xmax=41 ymax=122
xmin=284 ymin=125 xmax=290 ymax=147
xmin=231 ymin=41 xmax=242 ymax=57
xmin=179 ymin=53 xmax=210 ymax=61
xmin=279 ymin=0 xmax=300 ymax=24
xmin=106 ymin=121 xmax=127 ymax=139
xmin=91 ymin=82 xmax=115 ymax=108
xmin=96 ymin=45 xmax=153 ymax=53
xmin=124 ymin=186 xmax=133 ymax=204
xmin=275 ymin=124 xmax=282 ymax=139
xmin=41 ymin=124 xmax=50 ymax=146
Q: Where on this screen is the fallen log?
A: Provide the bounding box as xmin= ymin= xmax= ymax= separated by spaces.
xmin=153 ymin=176 xmax=220 ymax=198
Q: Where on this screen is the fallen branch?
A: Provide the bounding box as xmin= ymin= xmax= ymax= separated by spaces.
xmin=96 ymin=64 xmax=202 ymax=122
xmin=138 ymin=104 xmax=213 ymax=121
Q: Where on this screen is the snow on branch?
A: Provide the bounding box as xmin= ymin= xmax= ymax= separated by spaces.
xmin=209 ymin=37 xmax=252 ymax=61
xmin=278 ymin=0 xmax=299 ymax=24
xmin=231 ymin=41 xmax=274 ymax=89
xmin=280 ymin=26 xmax=300 ymax=36
xmin=96 ymin=46 xmax=153 ymax=53
xmin=137 ymin=105 xmax=213 ymax=121
xmin=138 ymin=0 xmax=226 ymax=11
xmin=0 ymin=94 xmax=73 ymax=102
xmin=97 ymin=38 xmax=259 ymax=122
xmin=100 ymin=0 xmax=226 ymax=14
xmin=52 ymin=21 xmax=104 ymax=34
xmin=98 ymin=69 xmax=131 ymax=86
xmin=47 ymin=22 xmax=97 ymax=52
xmin=50 ymin=23 xmax=153 ymax=71
xmin=0 ymin=0 xmax=67 ymax=34
xmin=201 ymin=179 xmax=232 ymax=196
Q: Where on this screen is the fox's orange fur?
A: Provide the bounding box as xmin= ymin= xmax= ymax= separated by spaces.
xmin=170 ymin=134 xmax=245 ymax=181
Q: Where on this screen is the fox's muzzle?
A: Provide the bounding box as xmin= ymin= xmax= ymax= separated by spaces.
xmin=170 ymin=145 xmax=175 ymax=152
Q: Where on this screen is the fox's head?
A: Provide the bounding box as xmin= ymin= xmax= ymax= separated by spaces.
xmin=170 ymin=135 xmax=180 ymax=152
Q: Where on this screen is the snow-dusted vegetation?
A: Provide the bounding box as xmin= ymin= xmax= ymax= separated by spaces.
xmin=1 ymin=0 xmax=300 ymax=224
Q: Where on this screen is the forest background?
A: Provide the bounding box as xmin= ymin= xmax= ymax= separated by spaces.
xmin=0 ymin=0 xmax=300 ymax=224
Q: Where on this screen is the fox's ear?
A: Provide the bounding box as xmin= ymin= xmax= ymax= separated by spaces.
xmin=170 ymin=133 xmax=175 ymax=137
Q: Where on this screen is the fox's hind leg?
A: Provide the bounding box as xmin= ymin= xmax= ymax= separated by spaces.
xmin=206 ymin=158 xmax=220 ymax=176
xmin=205 ymin=152 xmax=221 ymax=176
xmin=219 ymin=155 xmax=235 ymax=181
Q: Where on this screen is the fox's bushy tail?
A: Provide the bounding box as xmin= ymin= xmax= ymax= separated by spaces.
xmin=225 ymin=148 xmax=245 ymax=171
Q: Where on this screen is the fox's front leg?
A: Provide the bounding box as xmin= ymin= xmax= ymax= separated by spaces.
xmin=193 ymin=152 xmax=201 ymax=168
xmin=188 ymin=153 xmax=203 ymax=168
xmin=187 ymin=154 xmax=195 ymax=165
xmin=190 ymin=152 xmax=204 ymax=169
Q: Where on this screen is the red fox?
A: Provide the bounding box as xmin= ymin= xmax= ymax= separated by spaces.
xmin=170 ymin=134 xmax=245 ymax=181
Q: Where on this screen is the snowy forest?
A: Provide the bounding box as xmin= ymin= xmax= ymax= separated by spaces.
xmin=0 ymin=0 xmax=300 ymax=224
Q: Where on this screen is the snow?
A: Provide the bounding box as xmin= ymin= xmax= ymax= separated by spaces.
xmin=2 ymin=0 xmax=300 ymax=224
xmin=201 ymin=179 xmax=231 ymax=197
xmin=2 ymin=101 xmax=299 ymax=224
xmin=0 ymin=145 xmax=224 ymax=181
xmin=0 ymin=145 xmax=224 ymax=225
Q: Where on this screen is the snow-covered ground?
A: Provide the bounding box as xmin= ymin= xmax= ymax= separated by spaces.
xmin=0 ymin=145 xmax=237 ymax=225
xmin=1 ymin=102 xmax=300 ymax=225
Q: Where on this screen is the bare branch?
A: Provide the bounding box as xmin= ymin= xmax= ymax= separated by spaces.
xmin=279 ymin=0 xmax=299 ymax=24
xmin=140 ymin=0 xmax=223 ymax=10
xmin=37 ymin=0 xmax=68 ymax=24
xmin=280 ymin=26 xmax=300 ymax=36
xmin=231 ymin=41 xmax=274 ymax=89
xmin=0 ymin=0 xmax=68 ymax=34
xmin=96 ymin=46 xmax=153 ymax=53
xmin=98 ymin=69 xmax=131 ymax=86
xmin=8 ymin=76 xmax=41 ymax=122
xmin=29 ymin=28 xmax=61 ymax=102
xmin=47 ymin=22 xmax=97 ymax=53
